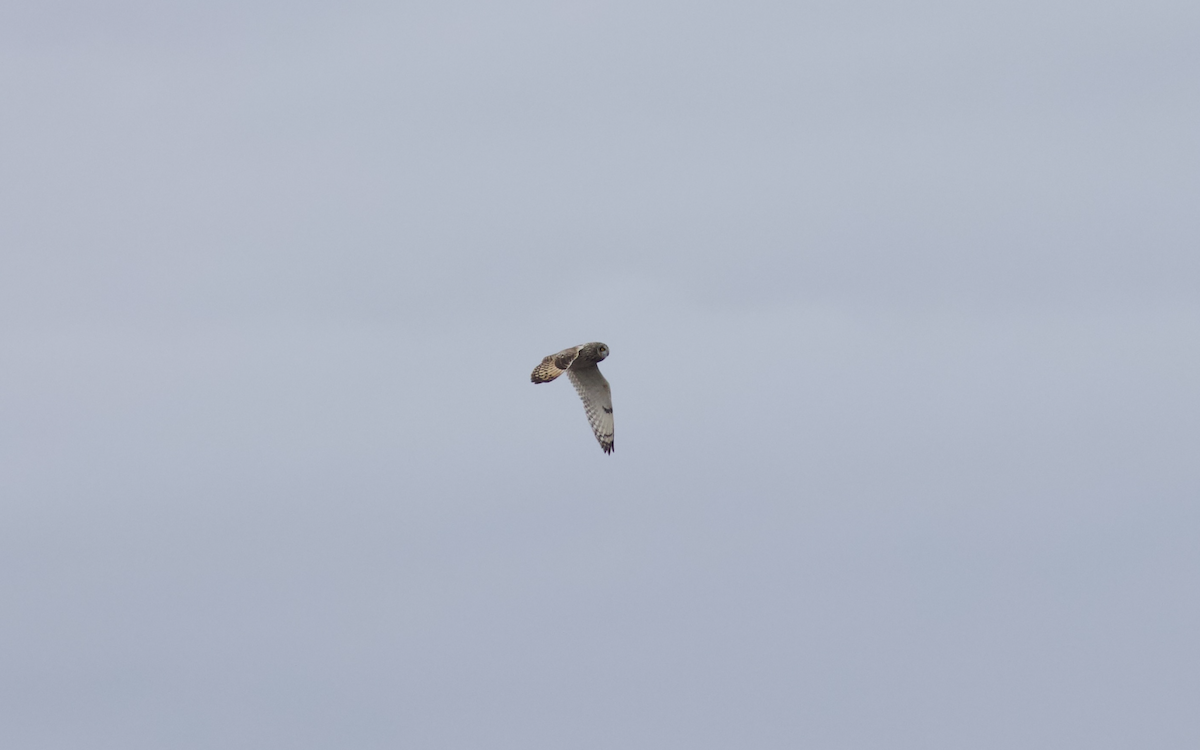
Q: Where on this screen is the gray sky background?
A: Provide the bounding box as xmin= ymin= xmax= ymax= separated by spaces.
xmin=2 ymin=1 xmax=1199 ymax=748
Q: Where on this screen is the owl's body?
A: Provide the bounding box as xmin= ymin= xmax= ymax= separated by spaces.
xmin=531 ymin=342 xmax=614 ymax=454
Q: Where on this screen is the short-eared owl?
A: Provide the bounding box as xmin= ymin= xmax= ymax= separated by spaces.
xmin=531 ymin=342 xmax=614 ymax=454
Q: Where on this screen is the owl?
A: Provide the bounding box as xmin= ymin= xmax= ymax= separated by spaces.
xmin=531 ymin=342 xmax=614 ymax=454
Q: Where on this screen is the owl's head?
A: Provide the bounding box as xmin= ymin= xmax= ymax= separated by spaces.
xmin=586 ymin=342 xmax=610 ymax=362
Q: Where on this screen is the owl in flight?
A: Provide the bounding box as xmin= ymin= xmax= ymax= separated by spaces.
xmin=531 ymin=342 xmax=614 ymax=454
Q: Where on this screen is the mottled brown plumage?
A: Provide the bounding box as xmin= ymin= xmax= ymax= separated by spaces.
xmin=530 ymin=348 xmax=578 ymax=384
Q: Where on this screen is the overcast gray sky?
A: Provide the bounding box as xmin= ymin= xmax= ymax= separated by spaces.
xmin=2 ymin=1 xmax=1199 ymax=748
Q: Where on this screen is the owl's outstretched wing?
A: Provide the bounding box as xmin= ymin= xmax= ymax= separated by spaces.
xmin=531 ymin=347 xmax=580 ymax=384
xmin=567 ymin=364 xmax=614 ymax=454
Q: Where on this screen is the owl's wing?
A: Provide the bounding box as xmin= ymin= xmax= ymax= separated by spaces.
xmin=531 ymin=347 xmax=580 ymax=384
xmin=567 ymin=364 xmax=614 ymax=454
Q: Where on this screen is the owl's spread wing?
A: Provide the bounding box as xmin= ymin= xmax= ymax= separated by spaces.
xmin=567 ymin=364 xmax=614 ymax=454
xmin=531 ymin=347 xmax=580 ymax=384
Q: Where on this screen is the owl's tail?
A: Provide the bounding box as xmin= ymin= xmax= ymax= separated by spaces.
xmin=531 ymin=356 xmax=565 ymax=384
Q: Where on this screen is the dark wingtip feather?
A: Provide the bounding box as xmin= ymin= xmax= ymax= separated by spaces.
xmin=530 ymin=356 xmax=564 ymax=384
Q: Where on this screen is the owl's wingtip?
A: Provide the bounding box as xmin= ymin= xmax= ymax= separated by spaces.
xmin=530 ymin=358 xmax=564 ymax=384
